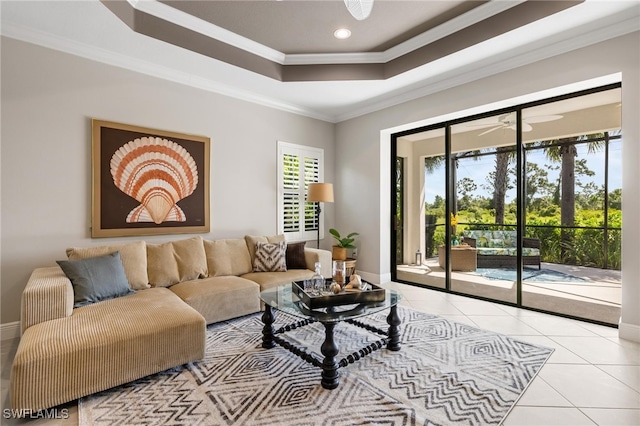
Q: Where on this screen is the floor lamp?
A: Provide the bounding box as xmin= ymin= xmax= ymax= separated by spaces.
xmin=307 ymin=183 xmax=334 ymax=249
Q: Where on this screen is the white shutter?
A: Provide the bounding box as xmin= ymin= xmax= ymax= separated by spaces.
xmin=304 ymin=156 xmax=320 ymax=232
xmin=277 ymin=142 xmax=324 ymax=242
xmin=282 ymin=153 xmax=300 ymax=232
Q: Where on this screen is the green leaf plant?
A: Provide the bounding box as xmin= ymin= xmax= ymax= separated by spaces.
xmin=329 ymin=229 xmax=359 ymax=249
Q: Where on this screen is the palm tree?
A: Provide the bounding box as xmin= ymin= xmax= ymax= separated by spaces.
xmin=492 ymin=146 xmax=515 ymax=225
xmin=542 ymin=135 xmax=605 ymax=262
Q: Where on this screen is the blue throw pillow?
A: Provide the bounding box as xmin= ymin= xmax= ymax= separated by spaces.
xmin=57 ymin=251 xmax=134 ymax=308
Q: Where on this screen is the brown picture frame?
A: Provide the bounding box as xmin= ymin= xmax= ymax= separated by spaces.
xmin=91 ymin=119 xmax=210 ymax=238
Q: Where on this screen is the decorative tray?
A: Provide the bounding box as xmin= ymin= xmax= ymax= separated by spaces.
xmin=292 ymin=280 xmax=386 ymax=309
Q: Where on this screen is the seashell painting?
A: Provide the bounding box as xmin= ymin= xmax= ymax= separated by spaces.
xmin=110 ymin=137 xmax=198 ymax=224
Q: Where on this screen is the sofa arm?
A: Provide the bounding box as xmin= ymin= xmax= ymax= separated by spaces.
xmin=21 ymin=267 xmax=74 ymax=334
xmin=523 ymin=237 xmax=541 ymax=249
xmin=303 ymin=248 xmax=332 ymax=278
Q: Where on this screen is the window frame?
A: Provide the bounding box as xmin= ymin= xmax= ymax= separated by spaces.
xmin=277 ymin=141 xmax=325 ymax=242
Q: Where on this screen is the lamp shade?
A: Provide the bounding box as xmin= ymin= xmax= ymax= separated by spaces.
xmin=307 ymin=183 xmax=334 ymax=203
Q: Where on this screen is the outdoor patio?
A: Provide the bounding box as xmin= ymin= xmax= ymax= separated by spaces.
xmin=396 ymin=259 xmax=621 ymax=325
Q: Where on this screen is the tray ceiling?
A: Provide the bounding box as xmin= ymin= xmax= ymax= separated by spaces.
xmin=101 ymin=0 xmax=583 ymax=81
xmin=2 ymin=0 xmax=638 ymax=122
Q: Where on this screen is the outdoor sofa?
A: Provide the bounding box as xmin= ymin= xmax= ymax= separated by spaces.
xmin=10 ymin=235 xmax=331 ymax=412
xmin=463 ymin=230 xmax=541 ymax=269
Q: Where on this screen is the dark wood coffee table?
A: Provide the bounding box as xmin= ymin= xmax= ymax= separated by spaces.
xmin=259 ymin=283 xmax=402 ymax=390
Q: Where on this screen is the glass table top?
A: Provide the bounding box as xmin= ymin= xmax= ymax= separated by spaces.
xmin=260 ymin=283 xmax=402 ymax=323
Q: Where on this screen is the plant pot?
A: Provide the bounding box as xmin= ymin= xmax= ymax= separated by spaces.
xmin=332 ymin=246 xmax=347 ymax=260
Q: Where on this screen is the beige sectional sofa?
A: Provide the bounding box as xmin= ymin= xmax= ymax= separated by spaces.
xmin=10 ymin=234 xmax=331 ymax=412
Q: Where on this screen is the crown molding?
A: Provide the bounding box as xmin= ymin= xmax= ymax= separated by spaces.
xmin=382 ymin=0 xmax=525 ymax=63
xmin=284 ymin=52 xmax=385 ymax=66
xmin=333 ymin=9 xmax=640 ymax=122
xmin=128 ymin=0 xmax=286 ymax=64
xmin=0 ymin=21 xmax=334 ymax=122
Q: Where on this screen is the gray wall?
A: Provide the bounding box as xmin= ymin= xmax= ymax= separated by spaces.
xmin=0 ymin=38 xmax=336 ymax=324
xmin=335 ymin=32 xmax=640 ymax=338
xmin=2 ymin=30 xmax=639 ymax=340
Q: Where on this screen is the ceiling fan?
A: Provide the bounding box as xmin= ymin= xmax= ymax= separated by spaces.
xmin=344 ymin=0 xmax=374 ymax=20
xmin=469 ymin=112 xmax=563 ymax=136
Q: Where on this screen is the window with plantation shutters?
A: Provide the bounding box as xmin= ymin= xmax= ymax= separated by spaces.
xmin=277 ymin=141 xmax=324 ymax=241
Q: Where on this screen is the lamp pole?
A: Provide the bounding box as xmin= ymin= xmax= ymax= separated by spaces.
xmin=316 ymin=201 xmax=322 ymax=249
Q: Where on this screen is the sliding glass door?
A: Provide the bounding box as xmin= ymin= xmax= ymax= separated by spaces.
xmin=391 ymin=84 xmax=622 ymax=325
xmin=522 ymin=87 xmax=622 ymax=324
xmin=450 ymin=115 xmax=518 ymax=304
xmin=394 ymin=128 xmax=446 ymax=290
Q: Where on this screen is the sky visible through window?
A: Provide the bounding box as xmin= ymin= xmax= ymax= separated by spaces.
xmin=424 ymin=139 xmax=622 ymax=206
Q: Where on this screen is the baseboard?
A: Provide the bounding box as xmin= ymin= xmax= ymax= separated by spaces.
xmin=1 ymin=321 xmax=20 ymax=341
xmin=618 ymin=321 xmax=640 ymax=343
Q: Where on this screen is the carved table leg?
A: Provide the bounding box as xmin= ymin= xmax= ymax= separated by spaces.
xmin=320 ymin=322 xmax=340 ymax=389
xmin=387 ymin=305 xmax=401 ymax=351
xmin=262 ymin=305 xmax=276 ymax=349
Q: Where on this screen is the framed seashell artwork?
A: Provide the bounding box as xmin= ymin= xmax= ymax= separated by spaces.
xmin=91 ymin=119 xmax=210 ymax=237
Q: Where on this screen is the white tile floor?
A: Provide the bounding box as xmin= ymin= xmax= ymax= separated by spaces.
xmin=386 ymin=281 xmax=640 ymax=426
xmin=1 ymin=281 xmax=639 ymax=425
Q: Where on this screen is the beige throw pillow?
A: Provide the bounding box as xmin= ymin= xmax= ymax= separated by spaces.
xmin=244 ymin=234 xmax=285 ymax=265
xmin=66 ymin=240 xmax=149 ymax=290
xmin=204 ymin=239 xmax=252 ymax=277
xmin=147 ymin=236 xmax=208 ymax=287
xmin=253 ymin=241 xmax=287 ymax=272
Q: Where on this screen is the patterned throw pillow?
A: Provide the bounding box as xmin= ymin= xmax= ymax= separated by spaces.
xmin=253 ymin=241 xmax=287 ymax=272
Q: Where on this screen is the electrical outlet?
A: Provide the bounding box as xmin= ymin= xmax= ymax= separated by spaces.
xmin=352 ymin=248 xmax=358 ymax=258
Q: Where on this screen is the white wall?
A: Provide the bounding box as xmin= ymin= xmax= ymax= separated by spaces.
xmin=0 ymin=38 xmax=336 ymax=324
xmin=336 ymin=32 xmax=640 ymax=340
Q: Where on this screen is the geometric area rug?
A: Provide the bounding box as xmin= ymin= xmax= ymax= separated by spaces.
xmin=79 ymin=307 xmax=553 ymax=426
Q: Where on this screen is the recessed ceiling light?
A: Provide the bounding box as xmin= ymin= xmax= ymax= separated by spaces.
xmin=334 ymin=28 xmax=352 ymax=40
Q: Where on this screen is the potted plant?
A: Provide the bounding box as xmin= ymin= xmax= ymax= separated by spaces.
xmin=329 ymin=228 xmax=359 ymax=260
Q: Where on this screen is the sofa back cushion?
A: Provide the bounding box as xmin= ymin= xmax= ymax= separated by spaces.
xmin=463 ymin=230 xmax=517 ymax=248
xmin=203 ymin=238 xmax=252 ymax=277
xmin=491 ymin=230 xmax=516 ymax=247
xmin=66 ymin=241 xmax=149 ymax=290
xmin=147 ymin=237 xmax=208 ymax=287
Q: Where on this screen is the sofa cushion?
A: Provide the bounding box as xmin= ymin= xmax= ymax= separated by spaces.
xmin=464 ymin=230 xmax=521 ymax=249
xmin=147 ymin=237 xmax=208 ymax=287
xmin=464 ymin=230 xmax=538 ymax=254
xmin=203 ymin=238 xmax=252 ymax=277
xmin=241 ymin=269 xmax=315 ymax=292
xmin=253 ymin=241 xmax=287 ymax=272
xmin=476 ymin=247 xmax=540 ymax=257
xmin=245 ymin=234 xmax=285 ymax=265
xmin=66 ymin=241 xmax=149 ymax=290
xmin=522 ymin=247 xmax=540 ymax=257
xmin=10 ymin=287 xmax=205 ymax=411
xmin=56 ymin=252 xmax=134 ymax=308
xmin=170 ymin=276 xmax=260 ymax=324
xmin=286 ymin=242 xmax=307 ymax=270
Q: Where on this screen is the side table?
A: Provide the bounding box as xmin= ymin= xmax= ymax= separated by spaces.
xmin=438 ymin=245 xmax=477 ymax=271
